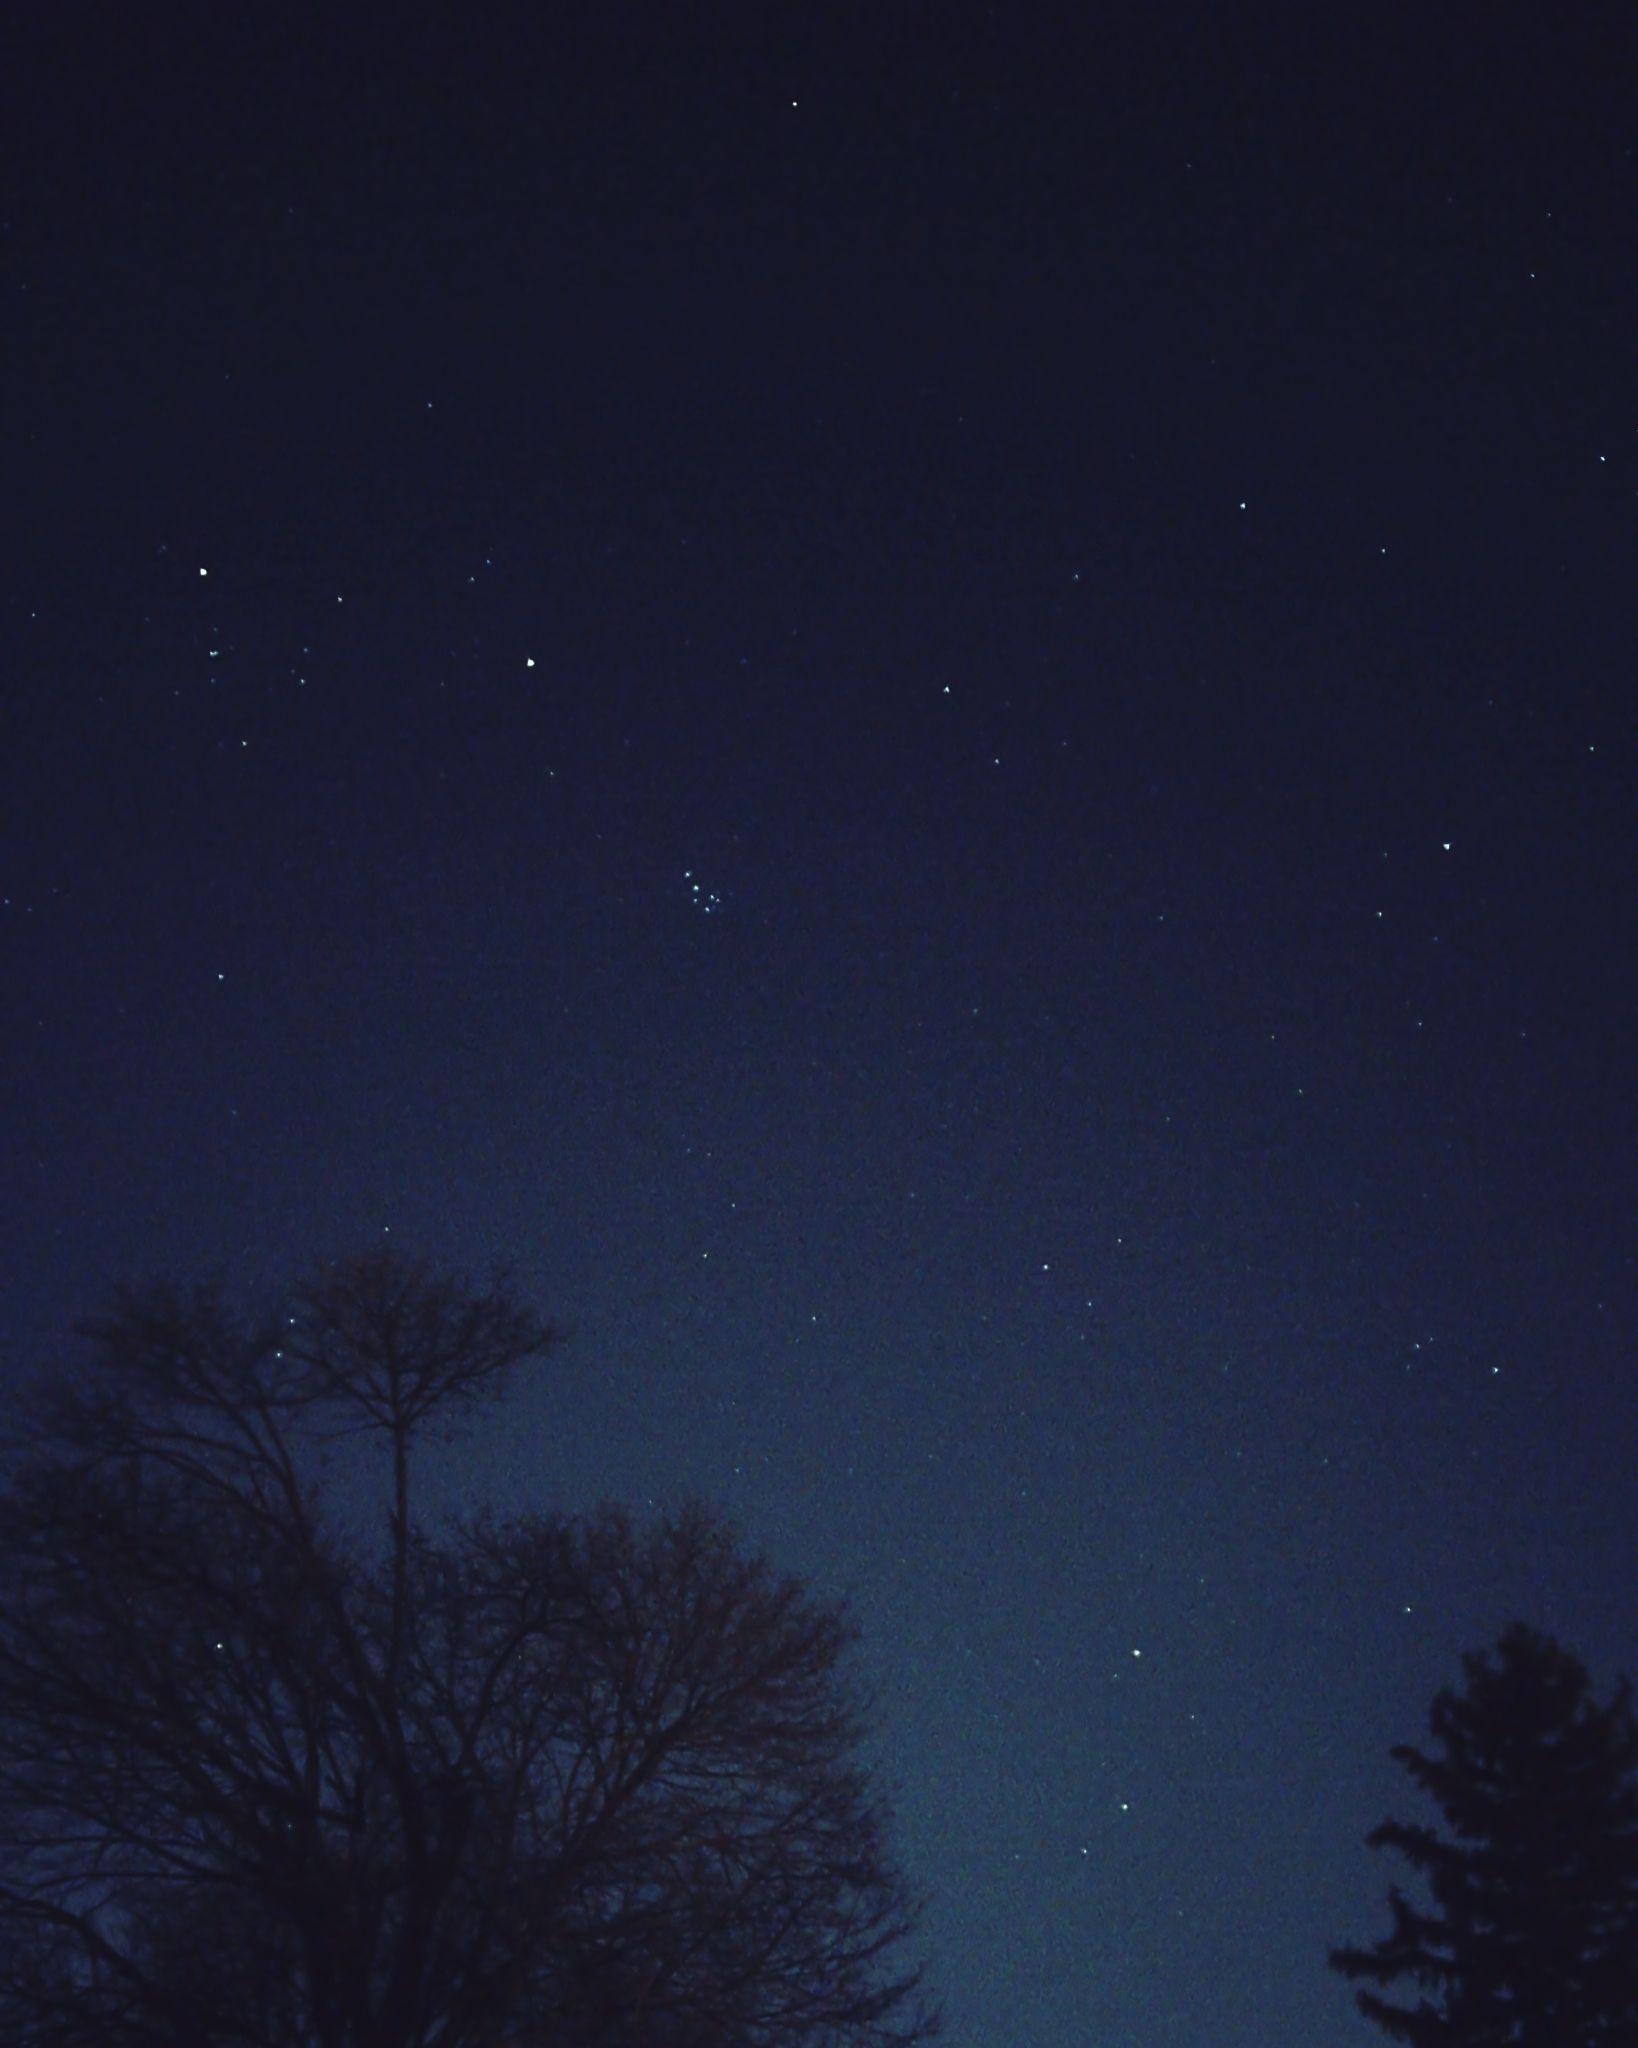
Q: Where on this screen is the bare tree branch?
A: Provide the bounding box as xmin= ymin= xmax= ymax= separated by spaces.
xmin=0 ymin=1253 xmax=936 ymax=2048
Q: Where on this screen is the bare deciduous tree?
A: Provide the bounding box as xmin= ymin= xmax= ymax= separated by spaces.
xmin=0 ymin=1251 xmax=936 ymax=2048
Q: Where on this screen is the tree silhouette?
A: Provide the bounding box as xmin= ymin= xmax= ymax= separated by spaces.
xmin=1331 ymin=1622 xmax=1638 ymax=2047
xmin=0 ymin=1251 xmax=936 ymax=2048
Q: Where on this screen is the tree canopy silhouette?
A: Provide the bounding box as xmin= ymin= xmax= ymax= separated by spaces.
xmin=0 ymin=1250 xmax=936 ymax=2048
xmin=1331 ymin=1621 xmax=1638 ymax=2048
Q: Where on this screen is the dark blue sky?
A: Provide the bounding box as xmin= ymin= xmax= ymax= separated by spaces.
xmin=4 ymin=6 xmax=1636 ymax=2043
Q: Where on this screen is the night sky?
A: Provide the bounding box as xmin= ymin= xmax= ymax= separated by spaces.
xmin=5 ymin=6 xmax=1637 ymax=2043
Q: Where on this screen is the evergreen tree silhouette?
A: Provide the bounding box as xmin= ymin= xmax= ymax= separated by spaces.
xmin=1332 ymin=1623 xmax=1638 ymax=2047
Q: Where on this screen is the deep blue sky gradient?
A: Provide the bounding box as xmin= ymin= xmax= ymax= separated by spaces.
xmin=5 ymin=7 xmax=1637 ymax=2043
